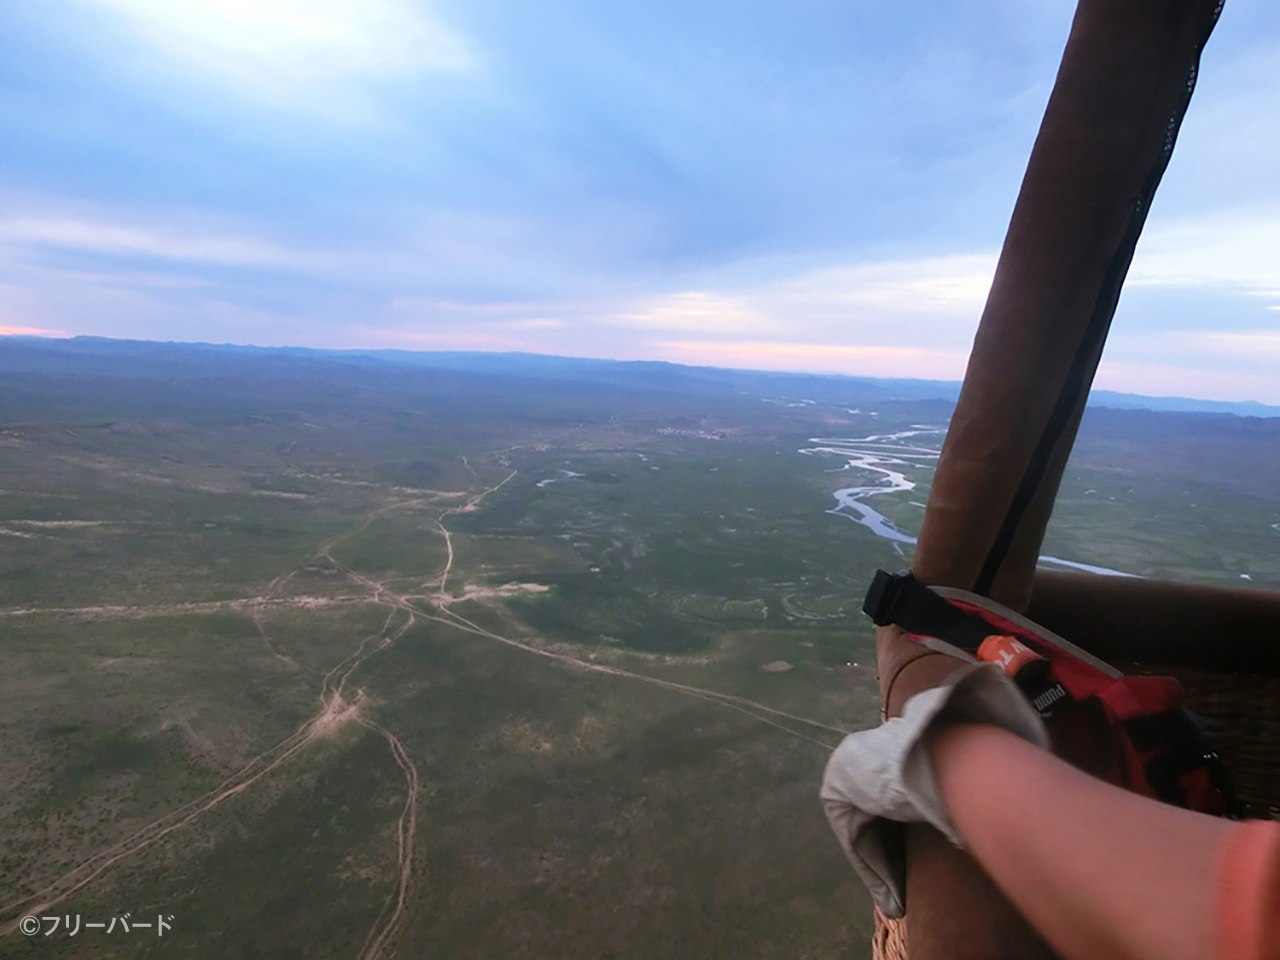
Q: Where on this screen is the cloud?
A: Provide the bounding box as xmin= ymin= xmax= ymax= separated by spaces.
xmin=773 ymin=254 xmax=997 ymax=314
xmin=612 ymin=291 xmax=777 ymax=334
xmin=1166 ymin=330 xmax=1280 ymax=360
xmin=307 ymin=250 xmax=995 ymax=372
xmin=77 ymin=0 xmax=472 ymax=110
xmin=334 ymin=325 xmax=545 ymax=352
xmin=1094 ymin=357 xmax=1280 ymax=405
xmin=651 ymin=339 xmax=969 ymax=379
xmin=602 ymin=252 xmax=995 ymax=348
xmin=504 ymin=318 xmax=565 ymax=329
xmin=0 ymin=268 xmax=308 ymax=344
xmin=1129 ymin=208 xmax=1280 ymax=305
xmin=0 ymin=324 xmax=68 ymax=337
xmin=0 ymin=216 xmax=326 ymax=271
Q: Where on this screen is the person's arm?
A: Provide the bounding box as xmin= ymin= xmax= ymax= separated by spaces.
xmin=820 ymin=663 xmax=1279 ymax=958
xmin=929 ymin=723 xmax=1270 ymax=960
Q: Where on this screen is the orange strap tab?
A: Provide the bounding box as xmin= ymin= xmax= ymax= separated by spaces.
xmin=1217 ymin=820 xmax=1280 ymax=960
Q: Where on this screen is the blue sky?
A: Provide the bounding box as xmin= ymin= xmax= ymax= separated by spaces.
xmin=2 ymin=0 xmax=1279 ymax=400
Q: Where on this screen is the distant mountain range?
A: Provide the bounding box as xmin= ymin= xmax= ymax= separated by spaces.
xmin=3 ymin=335 xmax=1277 ymax=418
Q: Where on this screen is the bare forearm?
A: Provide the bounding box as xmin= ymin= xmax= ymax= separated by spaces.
xmin=930 ymin=724 xmax=1234 ymax=960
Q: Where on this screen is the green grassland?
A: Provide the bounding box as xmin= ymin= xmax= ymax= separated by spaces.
xmin=1045 ymin=409 xmax=1280 ymax=585
xmin=0 ymin=380 xmax=893 ymax=959
xmin=2 ymin=353 xmax=1279 ymax=959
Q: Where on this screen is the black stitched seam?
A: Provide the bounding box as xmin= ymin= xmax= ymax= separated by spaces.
xmin=973 ymin=2 xmax=1224 ymax=596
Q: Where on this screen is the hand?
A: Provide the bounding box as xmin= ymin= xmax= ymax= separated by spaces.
xmin=820 ymin=662 xmax=1049 ymax=917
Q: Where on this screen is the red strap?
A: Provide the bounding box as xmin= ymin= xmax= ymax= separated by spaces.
xmin=1097 ymin=676 xmax=1184 ymax=719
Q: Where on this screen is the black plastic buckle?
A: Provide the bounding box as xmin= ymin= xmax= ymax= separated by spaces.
xmin=860 ymin=568 xmax=992 ymax=652
xmin=862 ymin=569 xmax=912 ymax=626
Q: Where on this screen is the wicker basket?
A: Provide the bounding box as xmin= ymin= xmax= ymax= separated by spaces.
xmin=871 ymin=906 xmax=908 ymax=960
xmin=868 ymin=664 xmax=1280 ymax=959
xmin=1146 ymin=665 xmax=1280 ymax=821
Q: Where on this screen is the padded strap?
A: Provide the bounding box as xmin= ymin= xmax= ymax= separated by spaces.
xmin=864 ymin=570 xmax=996 ymax=652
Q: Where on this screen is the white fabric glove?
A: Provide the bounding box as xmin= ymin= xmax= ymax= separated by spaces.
xmin=820 ymin=662 xmax=1050 ymax=918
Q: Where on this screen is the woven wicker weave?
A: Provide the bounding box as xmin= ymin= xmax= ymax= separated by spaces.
xmin=871 ymin=906 xmax=908 ymax=960
xmin=867 ymin=664 xmax=1279 ymax=959
xmin=1149 ymin=666 xmax=1280 ymax=821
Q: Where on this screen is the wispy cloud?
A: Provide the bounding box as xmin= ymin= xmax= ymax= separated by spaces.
xmin=335 ymin=325 xmax=546 ymax=352
xmin=79 ymin=0 xmax=473 ymax=105
xmin=605 ymin=252 xmax=996 ymax=348
xmin=504 ymin=318 xmax=565 ymax=330
xmin=5 ymin=0 xmax=1280 ymax=405
xmin=612 ymin=291 xmax=777 ymax=334
xmin=0 ymin=216 xmax=326 ymax=271
xmin=0 ymin=324 xmax=68 ymax=337
xmin=1167 ymin=330 xmax=1280 ymax=360
xmin=352 ymin=251 xmax=995 ymax=377
xmin=651 ymin=339 xmax=969 ymax=379
xmin=1094 ymin=357 xmax=1280 ymax=405
xmin=1129 ymin=208 xmax=1280 ymax=304
xmin=771 ymin=254 xmax=997 ymax=315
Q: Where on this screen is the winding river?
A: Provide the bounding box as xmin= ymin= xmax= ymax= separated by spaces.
xmin=800 ymin=428 xmax=1135 ymax=577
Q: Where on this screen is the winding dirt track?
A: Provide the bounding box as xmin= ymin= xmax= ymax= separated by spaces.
xmin=0 ymin=482 xmax=458 ymax=948
xmin=427 ymin=604 xmax=848 ymax=748
xmin=1 ymin=458 xmax=850 ymax=957
xmin=356 ymin=720 xmax=420 ymax=960
xmin=0 ymin=687 xmax=358 ymax=935
xmin=0 ymin=594 xmax=369 ymax=621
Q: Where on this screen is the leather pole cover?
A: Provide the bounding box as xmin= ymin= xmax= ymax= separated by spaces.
xmin=1028 ymin=571 xmax=1280 ymax=676
xmin=876 ymin=0 xmax=1224 ymax=957
xmin=912 ymin=0 xmax=1223 ymax=611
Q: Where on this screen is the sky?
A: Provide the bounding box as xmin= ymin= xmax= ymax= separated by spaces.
xmin=1 ymin=0 xmax=1279 ymax=400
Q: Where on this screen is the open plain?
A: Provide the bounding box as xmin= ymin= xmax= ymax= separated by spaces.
xmin=3 ymin=340 xmax=1280 ymax=958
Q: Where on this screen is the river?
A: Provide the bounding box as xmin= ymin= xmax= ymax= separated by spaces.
xmin=800 ymin=428 xmax=1136 ymax=577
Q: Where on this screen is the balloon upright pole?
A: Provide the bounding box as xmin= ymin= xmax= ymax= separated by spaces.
xmin=876 ymin=0 xmax=1224 ymax=956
